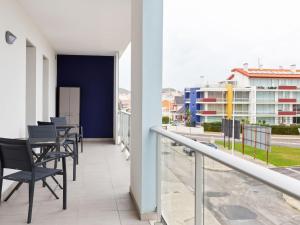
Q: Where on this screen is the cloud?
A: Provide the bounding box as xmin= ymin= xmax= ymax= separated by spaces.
xmin=163 ymin=0 xmax=300 ymax=91
xmin=119 ymin=0 xmax=300 ymax=92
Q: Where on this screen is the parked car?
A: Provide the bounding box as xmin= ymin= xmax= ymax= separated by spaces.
xmin=172 ymin=120 xmax=180 ymax=126
xmin=183 ymin=140 xmax=218 ymax=156
xmin=183 ymin=146 xmax=195 ymax=156
xmin=171 ymin=141 xmax=181 ymax=146
xmin=183 ymin=138 xmax=197 ymax=156
xmin=199 ymin=141 xmax=218 ymax=149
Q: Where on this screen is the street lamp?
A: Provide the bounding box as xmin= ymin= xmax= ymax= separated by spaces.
xmin=232 ymin=88 xmax=235 ymax=154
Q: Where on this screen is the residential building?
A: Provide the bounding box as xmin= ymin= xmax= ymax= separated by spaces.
xmin=171 ymin=96 xmax=184 ymax=121
xmin=2 ymin=1 xmax=300 ymax=225
xmin=162 ymin=99 xmax=173 ymax=117
xmin=185 ymin=64 xmax=300 ymax=125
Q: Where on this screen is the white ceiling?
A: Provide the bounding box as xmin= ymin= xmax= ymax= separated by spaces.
xmin=17 ymin=0 xmax=131 ymax=55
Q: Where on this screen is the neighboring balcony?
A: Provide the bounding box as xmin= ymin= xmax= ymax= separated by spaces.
xmin=278 ymin=98 xmax=297 ymax=103
xmin=278 ymin=85 xmax=298 ymax=90
xmin=198 ymin=110 xmax=217 ymax=115
xmin=197 ymin=98 xmax=226 ymax=103
xmin=278 ymin=111 xmax=297 ymax=116
xmin=233 ymin=98 xmax=250 ymax=103
xmin=256 ymin=112 xmax=276 ymax=116
xmin=234 ymin=111 xmax=249 ymax=116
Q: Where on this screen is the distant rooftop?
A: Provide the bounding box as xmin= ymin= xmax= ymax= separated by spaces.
xmin=230 ymin=67 xmax=300 ymax=79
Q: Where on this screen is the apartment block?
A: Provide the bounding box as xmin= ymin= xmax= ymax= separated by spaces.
xmin=185 ymin=64 xmax=300 ymax=125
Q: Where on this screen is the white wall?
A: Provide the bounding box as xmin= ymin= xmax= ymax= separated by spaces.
xmin=26 ymin=46 xmax=37 ymax=127
xmin=0 ymin=0 xmax=57 ymax=138
xmin=232 ymin=72 xmax=250 ymax=87
xmin=43 ymin=57 xmax=50 ymax=121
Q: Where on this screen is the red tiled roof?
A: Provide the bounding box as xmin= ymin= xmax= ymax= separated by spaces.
xmin=228 ymin=68 xmax=300 ymax=79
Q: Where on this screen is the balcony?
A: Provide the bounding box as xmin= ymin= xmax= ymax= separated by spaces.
xmin=198 ymin=110 xmax=217 ymax=115
xmin=0 ymin=142 xmax=144 ymax=225
xmin=198 ymin=98 xmax=217 ymax=102
xmin=197 ymin=98 xmax=226 ymax=103
xmin=2 ymin=1 xmax=300 ymax=225
xmin=278 ymin=98 xmax=297 ymax=103
xmin=278 ymin=111 xmax=297 ymax=116
xmin=233 ymin=98 xmax=250 ymax=103
xmin=234 ymin=111 xmax=249 ymax=115
xmin=278 ymin=85 xmax=298 ymax=90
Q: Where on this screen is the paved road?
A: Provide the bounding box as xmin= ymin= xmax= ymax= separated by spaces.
xmin=161 ymin=141 xmax=300 ymax=225
xmin=172 ymin=131 xmax=300 ymax=148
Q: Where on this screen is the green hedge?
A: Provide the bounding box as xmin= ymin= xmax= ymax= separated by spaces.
xmin=203 ymin=122 xmax=222 ymax=132
xmin=203 ymin=122 xmax=300 ymax=135
xmin=271 ymin=125 xmax=300 ymax=135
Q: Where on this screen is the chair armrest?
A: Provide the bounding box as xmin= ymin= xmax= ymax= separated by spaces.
xmin=67 ymin=132 xmax=78 ymax=138
xmin=34 ymin=152 xmax=71 ymax=166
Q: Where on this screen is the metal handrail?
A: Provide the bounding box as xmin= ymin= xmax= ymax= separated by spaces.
xmin=150 ymin=126 xmax=300 ymax=200
xmin=120 ymin=110 xmax=131 ymax=116
xmin=119 ymin=110 xmax=131 ymax=160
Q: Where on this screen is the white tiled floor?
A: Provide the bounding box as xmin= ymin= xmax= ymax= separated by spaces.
xmin=0 ymin=142 xmax=150 ymax=225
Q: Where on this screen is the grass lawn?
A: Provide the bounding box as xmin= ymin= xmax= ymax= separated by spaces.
xmin=215 ymin=140 xmax=300 ymax=167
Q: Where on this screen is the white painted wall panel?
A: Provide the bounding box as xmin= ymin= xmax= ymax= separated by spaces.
xmin=0 ymin=0 xmax=57 ymax=137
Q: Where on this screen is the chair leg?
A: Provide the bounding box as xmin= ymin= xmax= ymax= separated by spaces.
xmin=76 ymin=141 xmax=79 ymax=165
xmin=62 ymin=157 xmax=67 ymax=210
xmin=0 ymin=170 xmax=3 ymax=204
xmin=73 ymin=151 xmax=76 ymax=181
xmin=27 ymin=181 xmax=35 ymax=224
xmin=75 ymin=135 xmax=79 ymax=165
xmin=81 ymin=137 xmax=83 ymax=153
xmin=4 ymin=182 xmax=23 ymax=201
xmin=51 ymin=176 xmax=63 ymax=190
xmin=44 ymin=181 xmax=59 ymax=199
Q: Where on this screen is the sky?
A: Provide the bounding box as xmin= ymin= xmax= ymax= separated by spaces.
xmin=119 ymin=0 xmax=300 ymax=92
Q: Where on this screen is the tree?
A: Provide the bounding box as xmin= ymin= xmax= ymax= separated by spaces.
xmin=185 ymin=108 xmax=192 ymax=127
xmin=162 ymin=116 xmax=170 ymax=124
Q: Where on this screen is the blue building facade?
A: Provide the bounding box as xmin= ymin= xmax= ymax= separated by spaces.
xmin=184 ymin=87 xmax=204 ymax=126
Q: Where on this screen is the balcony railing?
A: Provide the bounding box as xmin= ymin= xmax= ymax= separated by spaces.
xmin=197 ymin=98 xmax=226 ymax=102
xmin=278 ymin=98 xmax=297 ymax=103
xmin=197 ymin=110 xmax=217 ymax=115
xmin=278 ymin=111 xmax=297 ymax=116
xmin=234 ymin=111 xmax=249 ymax=115
xmin=151 ymin=126 xmax=300 ymax=225
xmin=256 ymin=99 xmax=275 ymax=103
xmin=119 ymin=110 xmax=131 ymax=160
xmin=278 ymin=85 xmax=298 ymax=90
xmin=234 ymin=98 xmax=250 ymax=102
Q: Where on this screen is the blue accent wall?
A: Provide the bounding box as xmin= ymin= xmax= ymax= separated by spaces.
xmin=57 ymin=55 xmax=114 ymax=138
xmin=189 ymin=88 xmax=198 ymax=125
xmin=184 ymin=88 xmax=205 ymax=125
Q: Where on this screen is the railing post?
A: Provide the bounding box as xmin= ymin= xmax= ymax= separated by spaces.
xmin=156 ymin=134 xmax=161 ymax=219
xmin=195 ymin=152 xmax=204 ymax=225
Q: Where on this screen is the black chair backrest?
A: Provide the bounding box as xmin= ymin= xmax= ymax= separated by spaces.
xmin=0 ymin=138 xmax=33 ymax=171
xmin=37 ymin=121 xmax=54 ymax=126
xmin=50 ymin=117 xmax=67 ymax=126
xmin=28 ymin=125 xmax=57 ymax=144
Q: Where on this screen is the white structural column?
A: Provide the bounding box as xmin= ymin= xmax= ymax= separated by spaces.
xmin=114 ymin=52 xmax=120 ymax=144
xmin=130 ymin=0 xmax=163 ymax=219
